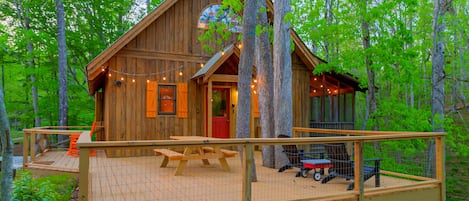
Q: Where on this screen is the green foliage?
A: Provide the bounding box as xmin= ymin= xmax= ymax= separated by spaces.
xmin=12 ymin=171 xmax=76 ymax=201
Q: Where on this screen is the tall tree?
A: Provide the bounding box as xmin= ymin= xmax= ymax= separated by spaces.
xmin=13 ymin=0 xmax=41 ymax=128
xmin=236 ymin=0 xmax=258 ymax=181
xmin=56 ymin=0 xmax=68 ymax=147
xmin=255 ymin=0 xmax=275 ymax=168
xmin=428 ymin=0 xmax=450 ymax=177
xmin=0 ymin=88 xmax=13 ymax=201
xmin=273 ymin=0 xmax=293 ymax=168
xmin=359 ymin=0 xmax=377 ymax=132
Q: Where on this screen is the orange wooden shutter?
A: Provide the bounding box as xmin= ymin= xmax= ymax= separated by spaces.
xmin=177 ymin=83 xmax=188 ymax=118
xmin=253 ymin=92 xmax=260 ymax=118
xmin=146 ymin=81 xmax=157 ymax=118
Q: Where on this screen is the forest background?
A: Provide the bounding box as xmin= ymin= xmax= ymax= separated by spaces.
xmin=0 ymin=0 xmax=467 ymax=200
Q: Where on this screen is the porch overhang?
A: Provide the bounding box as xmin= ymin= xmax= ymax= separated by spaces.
xmin=191 ymin=44 xmax=240 ymax=83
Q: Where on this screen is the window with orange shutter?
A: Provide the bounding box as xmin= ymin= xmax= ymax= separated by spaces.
xmin=158 ymin=85 xmax=176 ymax=115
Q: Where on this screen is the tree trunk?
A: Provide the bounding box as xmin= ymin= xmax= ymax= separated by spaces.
xmin=324 ymin=0 xmax=333 ymax=61
xmin=56 ymin=0 xmax=68 ymax=147
xmin=0 ymin=89 xmax=13 ymax=201
xmin=360 ymin=0 xmax=377 ymax=131
xmin=428 ymin=0 xmax=449 ymax=177
xmin=14 ymin=0 xmax=42 ymax=153
xmin=255 ymin=0 xmax=275 ymax=168
xmin=273 ymin=0 xmax=293 ymax=168
xmin=236 ymin=0 xmax=257 ymax=182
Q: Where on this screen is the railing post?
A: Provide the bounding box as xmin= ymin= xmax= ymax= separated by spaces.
xmin=354 ymin=141 xmax=364 ymax=201
xmin=22 ymin=131 xmax=29 ymax=168
xmin=242 ymin=143 xmax=253 ymax=201
xmin=79 ymin=148 xmax=90 ymax=201
xmin=435 ymin=136 xmax=445 ymax=201
xmin=30 ymin=132 xmax=36 ymax=162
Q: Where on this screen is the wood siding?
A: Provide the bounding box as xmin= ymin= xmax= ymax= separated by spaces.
xmin=101 ymin=0 xmax=239 ymax=156
xmin=94 ymin=0 xmax=332 ymax=157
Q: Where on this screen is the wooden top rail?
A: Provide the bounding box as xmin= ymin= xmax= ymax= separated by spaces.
xmin=77 ymin=132 xmax=445 ymax=150
xmin=23 ymin=126 xmax=103 ymax=135
xmin=293 ymin=127 xmax=446 ymax=136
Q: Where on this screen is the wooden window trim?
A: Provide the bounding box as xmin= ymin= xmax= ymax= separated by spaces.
xmin=158 ymin=85 xmax=176 ymax=115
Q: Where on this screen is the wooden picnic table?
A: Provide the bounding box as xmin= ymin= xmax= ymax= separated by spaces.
xmin=154 ymin=136 xmax=237 ymax=176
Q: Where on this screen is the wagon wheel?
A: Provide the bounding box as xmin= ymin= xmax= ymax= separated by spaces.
xmin=313 ymin=172 xmax=321 ymax=181
xmin=301 ymin=169 xmax=310 ymax=178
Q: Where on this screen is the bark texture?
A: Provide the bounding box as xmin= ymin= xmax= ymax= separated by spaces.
xmin=273 ymin=0 xmax=293 ymax=168
xmin=255 ymin=0 xmax=275 ymax=168
xmin=236 ymin=0 xmax=258 ymax=181
xmin=0 ymin=89 xmax=13 ymax=201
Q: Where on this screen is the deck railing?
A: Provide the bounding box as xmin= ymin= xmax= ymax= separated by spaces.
xmin=72 ymin=127 xmax=445 ymax=201
xmin=309 ymin=121 xmax=355 ymax=130
xmin=22 ymin=126 xmax=92 ymax=172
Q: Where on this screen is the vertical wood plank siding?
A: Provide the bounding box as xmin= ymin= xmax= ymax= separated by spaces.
xmin=101 ymin=0 xmax=314 ymax=156
xmin=103 ymin=0 xmax=235 ymax=156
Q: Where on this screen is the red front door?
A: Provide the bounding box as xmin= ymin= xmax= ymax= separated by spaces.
xmin=208 ymin=88 xmax=230 ymax=138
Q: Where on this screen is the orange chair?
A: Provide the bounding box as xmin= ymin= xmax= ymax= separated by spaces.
xmin=67 ymin=122 xmax=97 ymax=157
xmin=67 ymin=134 xmax=80 ymax=157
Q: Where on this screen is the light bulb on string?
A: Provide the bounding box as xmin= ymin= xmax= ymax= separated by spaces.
xmin=253 ymin=79 xmax=257 ymax=83
xmin=146 ymin=79 xmax=150 ymax=83
xmin=108 ymin=73 xmax=112 ymax=77
xmin=179 ymin=71 xmax=183 ymax=76
xmin=221 ymin=51 xmax=225 ymax=56
xmin=163 ymin=76 xmax=166 ymax=81
xmin=200 ymin=63 xmax=204 ymax=68
xmin=120 ymin=77 xmax=124 ymax=81
xmin=132 ymin=78 xmax=136 ymax=83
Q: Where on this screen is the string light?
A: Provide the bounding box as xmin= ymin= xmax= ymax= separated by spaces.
xmin=103 ymin=65 xmax=185 ymax=83
xmin=238 ymin=43 xmax=242 ymax=49
xmin=200 ymin=63 xmax=204 ymax=68
xmin=221 ymin=51 xmax=225 ymax=56
xmin=253 ymin=79 xmax=257 ymax=83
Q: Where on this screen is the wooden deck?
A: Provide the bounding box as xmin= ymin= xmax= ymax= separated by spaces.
xmin=26 ymin=149 xmax=79 ymax=173
xmin=28 ymin=150 xmax=421 ymax=201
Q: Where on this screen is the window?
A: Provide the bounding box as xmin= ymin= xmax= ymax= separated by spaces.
xmin=197 ymin=4 xmax=242 ymax=33
xmin=158 ymin=85 xmax=176 ymax=115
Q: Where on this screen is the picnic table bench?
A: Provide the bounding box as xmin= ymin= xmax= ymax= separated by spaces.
xmin=153 ymin=136 xmax=238 ymax=175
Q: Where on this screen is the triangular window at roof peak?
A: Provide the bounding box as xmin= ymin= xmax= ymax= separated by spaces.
xmin=197 ymin=4 xmax=242 ymax=33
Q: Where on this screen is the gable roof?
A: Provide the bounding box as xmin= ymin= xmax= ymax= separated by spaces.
xmin=85 ymin=0 xmax=360 ymax=95
xmin=191 ymin=44 xmax=241 ymax=82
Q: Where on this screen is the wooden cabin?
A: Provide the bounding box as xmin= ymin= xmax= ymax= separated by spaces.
xmin=85 ymin=0 xmax=363 ymax=156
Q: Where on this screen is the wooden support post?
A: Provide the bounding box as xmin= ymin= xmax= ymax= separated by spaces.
xmin=22 ymin=131 xmax=29 ymax=168
xmin=242 ymin=144 xmax=253 ymax=201
xmin=208 ymin=80 xmax=213 ymax=137
xmin=435 ymin=136 xmax=446 ymax=201
xmin=354 ymin=141 xmax=364 ymax=200
xmin=30 ymin=133 xmax=36 ymax=162
xmin=79 ymin=148 xmax=90 ymax=201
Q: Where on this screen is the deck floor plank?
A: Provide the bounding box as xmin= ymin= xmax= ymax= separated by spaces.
xmin=30 ymin=150 xmax=421 ymax=201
